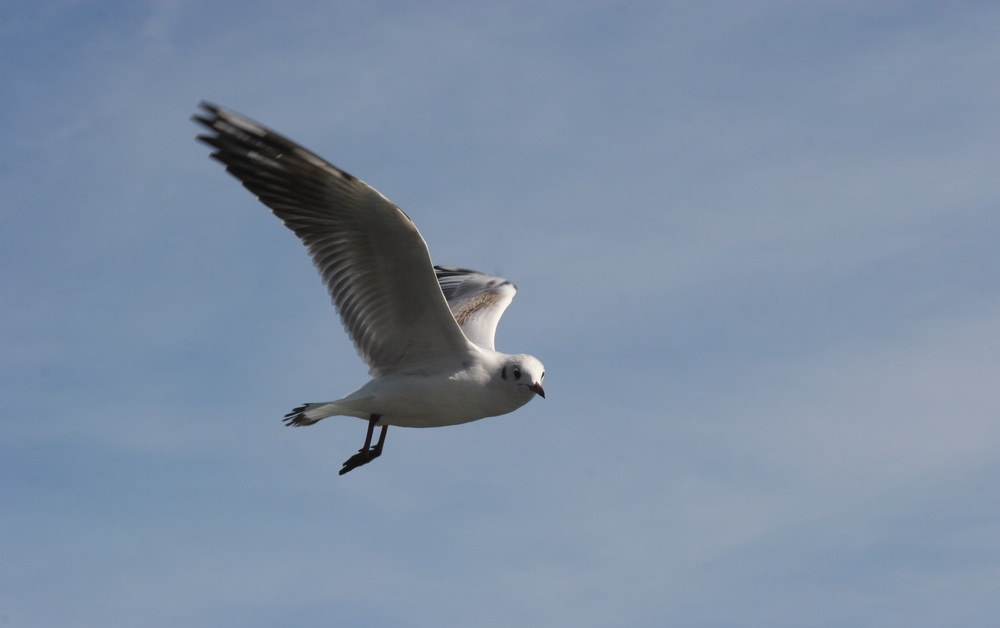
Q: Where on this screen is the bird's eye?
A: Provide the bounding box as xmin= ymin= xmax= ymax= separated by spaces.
xmin=513 ymin=367 xmax=521 ymax=380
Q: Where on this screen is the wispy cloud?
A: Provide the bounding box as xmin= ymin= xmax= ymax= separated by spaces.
xmin=2 ymin=2 xmax=999 ymax=626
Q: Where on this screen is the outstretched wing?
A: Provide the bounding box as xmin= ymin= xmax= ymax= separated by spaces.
xmin=193 ymin=102 xmax=472 ymax=375
xmin=434 ymin=266 xmax=516 ymax=350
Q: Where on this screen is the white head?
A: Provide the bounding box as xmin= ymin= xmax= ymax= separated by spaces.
xmin=499 ymin=354 xmax=546 ymax=399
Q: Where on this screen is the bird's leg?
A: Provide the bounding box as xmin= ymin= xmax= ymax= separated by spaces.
xmin=359 ymin=415 xmax=376 ymax=452
xmin=372 ymin=421 xmax=388 ymax=457
xmin=339 ymin=414 xmax=387 ymax=475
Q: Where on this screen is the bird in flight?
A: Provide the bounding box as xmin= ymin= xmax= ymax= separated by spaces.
xmin=193 ymin=103 xmax=545 ymax=474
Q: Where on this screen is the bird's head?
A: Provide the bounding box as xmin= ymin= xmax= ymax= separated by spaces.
xmin=500 ymin=354 xmax=545 ymax=399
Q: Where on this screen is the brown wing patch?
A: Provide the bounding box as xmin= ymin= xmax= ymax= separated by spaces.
xmin=453 ymin=290 xmax=502 ymax=326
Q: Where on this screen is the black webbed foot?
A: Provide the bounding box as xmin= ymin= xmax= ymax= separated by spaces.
xmin=339 ymin=414 xmax=387 ymax=475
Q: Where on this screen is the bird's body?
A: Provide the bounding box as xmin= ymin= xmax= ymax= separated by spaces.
xmin=193 ymin=103 xmax=545 ymax=473
xmin=295 ymin=346 xmax=541 ymax=429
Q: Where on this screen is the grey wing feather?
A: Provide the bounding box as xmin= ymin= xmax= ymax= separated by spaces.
xmin=434 ymin=266 xmax=516 ymax=350
xmin=193 ymin=102 xmax=471 ymax=375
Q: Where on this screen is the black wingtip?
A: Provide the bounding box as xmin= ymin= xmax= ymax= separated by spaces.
xmin=191 ymin=101 xmax=220 ymax=126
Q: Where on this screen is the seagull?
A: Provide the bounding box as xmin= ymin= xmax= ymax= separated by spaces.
xmin=192 ymin=103 xmax=545 ymax=475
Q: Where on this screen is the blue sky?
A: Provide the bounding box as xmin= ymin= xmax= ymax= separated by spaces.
xmin=2 ymin=1 xmax=999 ymax=626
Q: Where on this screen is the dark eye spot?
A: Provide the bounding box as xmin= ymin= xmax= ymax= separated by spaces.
xmin=501 ymin=366 xmax=507 ymax=380
xmin=513 ymin=367 xmax=521 ymax=380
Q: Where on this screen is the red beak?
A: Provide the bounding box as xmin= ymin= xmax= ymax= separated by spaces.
xmin=529 ymin=383 xmax=545 ymax=398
